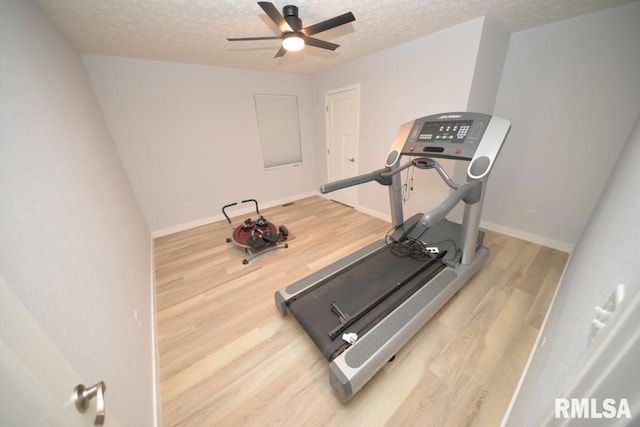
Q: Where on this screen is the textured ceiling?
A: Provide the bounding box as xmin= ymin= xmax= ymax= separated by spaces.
xmin=36 ymin=0 xmax=636 ymax=75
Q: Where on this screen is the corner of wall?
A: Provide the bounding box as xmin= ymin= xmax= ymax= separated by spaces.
xmin=466 ymin=16 xmax=511 ymax=114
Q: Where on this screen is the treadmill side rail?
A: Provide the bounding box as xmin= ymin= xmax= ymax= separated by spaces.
xmin=329 ymin=247 xmax=489 ymax=401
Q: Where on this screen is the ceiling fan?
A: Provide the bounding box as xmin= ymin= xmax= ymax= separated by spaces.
xmin=227 ymin=2 xmax=355 ymax=58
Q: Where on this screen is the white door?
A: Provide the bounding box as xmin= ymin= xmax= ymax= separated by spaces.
xmin=0 ymin=277 xmax=121 ymax=427
xmin=325 ymin=85 xmax=360 ymax=207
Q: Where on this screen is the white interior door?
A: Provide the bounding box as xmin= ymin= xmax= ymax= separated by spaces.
xmin=325 ymin=85 xmax=360 ymax=207
xmin=0 ymin=277 xmax=120 ymax=426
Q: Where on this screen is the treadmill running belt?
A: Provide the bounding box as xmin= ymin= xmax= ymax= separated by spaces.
xmin=287 ymin=245 xmax=446 ymax=360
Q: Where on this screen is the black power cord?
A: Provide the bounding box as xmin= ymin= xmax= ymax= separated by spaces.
xmin=385 ymin=225 xmax=459 ymax=262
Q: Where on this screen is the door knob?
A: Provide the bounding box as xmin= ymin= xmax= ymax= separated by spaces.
xmin=346 ymin=157 xmax=355 ymax=162
xmin=73 ymin=381 xmax=106 ymax=426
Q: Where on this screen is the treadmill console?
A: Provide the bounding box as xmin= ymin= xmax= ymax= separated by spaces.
xmin=385 ymin=111 xmax=510 ymax=180
xmin=386 ymin=112 xmax=491 ymax=166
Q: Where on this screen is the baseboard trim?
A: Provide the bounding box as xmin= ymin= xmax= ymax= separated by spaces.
xmin=480 ymin=220 xmax=574 ymax=253
xmin=149 ymin=241 xmax=163 ymax=427
xmin=344 ymin=207 xmax=574 ymax=253
xmin=151 ymin=191 xmax=319 ymax=238
xmin=153 ymin=195 xmax=575 ymax=254
xmin=354 ymin=204 xmax=392 ymax=224
xmin=343 ymin=205 xmax=575 ymax=253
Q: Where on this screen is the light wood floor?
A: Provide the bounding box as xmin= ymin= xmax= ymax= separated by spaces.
xmin=154 ymin=196 xmax=568 ymax=427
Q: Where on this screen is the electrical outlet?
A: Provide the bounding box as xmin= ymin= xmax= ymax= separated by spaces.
xmin=185 ymin=203 xmax=193 ymax=213
xmin=524 ymin=209 xmax=534 ymax=221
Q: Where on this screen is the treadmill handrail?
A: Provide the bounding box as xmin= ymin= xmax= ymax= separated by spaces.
xmin=432 ymin=160 xmax=459 ymax=190
xmin=320 ymin=168 xmax=392 ymax=194
xmin=379 ymin=160 xmax=413 ymax=178
xmin=420 ymin=180 xmax=482 ymax=227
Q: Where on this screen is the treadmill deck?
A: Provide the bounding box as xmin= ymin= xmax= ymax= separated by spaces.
xmin=287 ymin=244 xmax=446 ymax=360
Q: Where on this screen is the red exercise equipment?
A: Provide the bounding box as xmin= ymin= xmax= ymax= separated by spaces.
xmin=222 ymin=199 xmax=289 ymax=264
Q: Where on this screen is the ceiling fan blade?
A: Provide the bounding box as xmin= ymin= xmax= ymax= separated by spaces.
xmin=303 ymin=36 xmax=340 ymax=51
xmin=227 ymin=36 xmax=281 ymax=41
xmin=302 ymin=12 xmax=355 ymax=36
xmin=258 ymin=1 xmax=293 ymax=32
xmin=274 ymin=46 xmax=287 ymax=58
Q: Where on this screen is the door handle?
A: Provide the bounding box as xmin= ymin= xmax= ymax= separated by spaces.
xmin=73 ymin=381 xmax=106 ymax=426
xmin=346 ymin=157 xmax=355 ymax=162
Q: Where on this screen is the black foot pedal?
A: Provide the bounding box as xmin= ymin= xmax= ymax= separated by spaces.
xmin=278 ymin=225 xmax=289 ymax=240
xmin=262 ymin=230 xmax=279 ymax=243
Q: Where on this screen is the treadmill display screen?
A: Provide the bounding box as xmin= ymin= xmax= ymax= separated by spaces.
xmin=417 ymin=120 xmax=473 ymax=143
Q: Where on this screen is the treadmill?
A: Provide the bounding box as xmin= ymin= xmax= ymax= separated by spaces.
xmin=275 ymin=112 xmax=510 ymax=401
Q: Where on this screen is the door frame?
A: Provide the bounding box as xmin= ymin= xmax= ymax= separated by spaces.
xmin=324 ymin=83 xmax=361 ymax=207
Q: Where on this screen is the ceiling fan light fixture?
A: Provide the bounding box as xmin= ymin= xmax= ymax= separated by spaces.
xmin=282 ymin=33 xmax=305 ymax=51
xmin=227 ymin=2 xmax=355 ymax=58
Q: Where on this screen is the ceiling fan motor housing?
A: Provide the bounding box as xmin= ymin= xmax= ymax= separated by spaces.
xmin=283 ymin=5 xmax=302 ymax=30
xmin=283 ymin=5 xmax=298 ymax=17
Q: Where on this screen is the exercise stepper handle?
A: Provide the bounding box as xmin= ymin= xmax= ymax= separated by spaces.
xmin=221 ymin=202 xmax=238 ymax=224
xmin=241 ymin=199 xmax=261 ymax=216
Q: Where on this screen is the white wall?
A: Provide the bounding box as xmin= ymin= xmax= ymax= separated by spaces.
xmin=500 ymin=4 xmax=640 ymax=423
xmin=453 ymin=16 xmax=511 ymax=221
xmin=503 ymin=111 xmax=640 ymax=425
xmin=466 ymin=17 xmax=510 ymax=115
xmin=311 ymin=18 xmax=488 ymax=222
xmin=487 ymin=1 xmax=640 ymax=250
xmin=82 ymin=4 xmax=640 ymax=253
xmin=83 ymin=56 xmax=317 ymax=234
xmin=0 ymin=1 xmax=156 ymax=426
